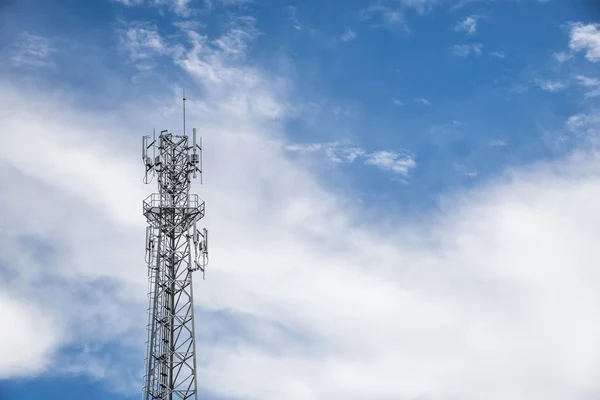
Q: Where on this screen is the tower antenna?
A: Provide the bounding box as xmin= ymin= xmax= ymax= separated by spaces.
xmin=141 ymin=99 xmax=208 ymax=400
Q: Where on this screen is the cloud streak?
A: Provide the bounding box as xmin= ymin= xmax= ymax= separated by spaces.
xmin=113 ymin=0 xmax=192 ymax=16
xmin=489 ymin=51 xmax=506 ymax=59
xmin=9 ymin=32 xmax=56 ymax=68
xmin=284 ymin=142 xmax=416 ymax=177
xmin=341 ymin=29 xmax=357 ymax=42
xmin=414 ymin=97 xmax=431 ymax=105
xmin=535 ymin=78 xmax=568 ymax=92
xmin=452 ymin=43 xmax=483 ymax=57
xmin=574 ymin=75 xmax=600 ymax=97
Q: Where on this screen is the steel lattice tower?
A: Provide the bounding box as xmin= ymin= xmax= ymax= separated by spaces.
xmin=141 ymin=98 xmax=208 ymax=400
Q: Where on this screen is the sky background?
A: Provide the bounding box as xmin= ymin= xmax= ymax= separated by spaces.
xmin=1 ymin=0 xmax=600 ymax=399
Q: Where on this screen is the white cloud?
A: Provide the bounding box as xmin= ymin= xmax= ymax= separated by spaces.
xmin=213 ymin=18 xmax=258 ymax=55
xmin=9 ymin=32 xmax=56 ymax=68
xmin=326 ymin=146 xmax=367 ymax=164
xmin=393 ymin=99 xmax=405 ymax=106
xmin=364 ymin=150 xmax=416 ymax=176
xmin=415 ymin=97 xmax=431 ymax=106
xmin=554 ymin=51 xmax=573 ymax=63
xmin=566 ymin=112 xmax=600 ymax=142
xmin=120 ymin=23 xmax=170 ymax=67
xmin=174 ymin=17 xmax=283 ymax=119
xmin=284 ymin=143 xmax=326 ymax=153
xmin=575 ymin=75 xmax=600 ymax=87
xmin=284 ymin=142 xmax=416 ymax=175
xmin=341 ymin=29 xmax=357 ymax=42
xmin=489 ymin=139 xmax=508 ymax=147
xmin=112 ymin=0 xmax=142 ymax=4
xmin=569 ymin=22 xmax=600 ymax=62
xmin=574 ymin=75 xmax=600 ymax=97
xmin=489 ymin=51 xmax=506 ymax=59
xmin=452 ymin=43 xmax=483 ymax=57
xmin=535 ymin=78 xmax=567 ymax=92
xmin=455 ymin=15 xmax=479 ymax=35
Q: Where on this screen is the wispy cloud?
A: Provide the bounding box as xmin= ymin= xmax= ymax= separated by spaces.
xmin=568 ymin=22 xmax=600 ymax=62
xmin=567 ymin=112 xmax=600 ymax=141
xmin=287 ymin=6 xmax=314 ymax=33
xmin=535 ymin=78 xmax=567 ymax=92
xmin=213 ymin=17 xmax=259 ymax=56
xmin=454 ymin=15 xmax=479 ymax=35
xmin=360 ymin=4 xmax=410 ymax=34
xmin=397 ymin=0 xmax=441 ymax=13
xmin=341 ymin=29 xmax=357 ymax=42
xmin=554 ymin=51 xmax=573 ymax=63
xmin=120 ymin=23 xmax=170 ymax=68
xmin=217 ymin=0 xmax=253 ymax=5
xmin=9 ymin=32 xmax=56 ymax=68
xmin=284 ymin=142 xmax=416 ymax=177
xmin=112 ymin=0 xmax=143 ymax=5
xmin=364 ymin=150 xmax=416 ymax=176
xmin=575 ymin=75 xmax=600 ymax=87
xmin=414 ymin=97 xmax=431 ymax=106
xmin=112 ymin=0 xmax=192 ymax=16
xmin=283 ymin=142 xmax=364 ymax=163
xmin=393 ymin=99 xmax=405 ymax=106
xmin=510 ymin=84 xmax=528 ymax=94
xmin=172 ymin=16 xmax=284 ymax=119
xmin=452 ymin=43 xmax=483 ymax=57
xmin=286 ymin=143 xmax=341 ymax=165
xmin=489 ymin=139 xmax=508 ymax=147
xmin=489 ymin=51 xmax=506 ymax=59
xmin=574 ymin=75 xmax=600 ymax=97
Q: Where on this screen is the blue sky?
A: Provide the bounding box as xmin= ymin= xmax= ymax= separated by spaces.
xmin=2 ymin=0 xmax=600 ymax=399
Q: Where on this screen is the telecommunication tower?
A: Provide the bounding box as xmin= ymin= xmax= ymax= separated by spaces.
xmin=141 ymin=94 xmax=209 ymax=400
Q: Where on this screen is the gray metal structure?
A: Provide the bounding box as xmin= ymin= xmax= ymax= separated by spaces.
xmin=141 ymin=97 xmax=209 ymax=400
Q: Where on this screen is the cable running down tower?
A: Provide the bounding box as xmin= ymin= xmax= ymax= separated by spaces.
xmin=141 ymin=95 xmax=209 ymax=400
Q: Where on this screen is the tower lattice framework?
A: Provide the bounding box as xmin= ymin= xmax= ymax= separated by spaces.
xmin=141 ymin=121 xmax=208 ymax=400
